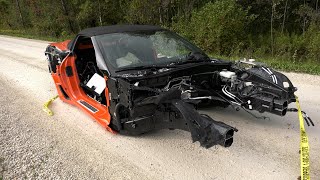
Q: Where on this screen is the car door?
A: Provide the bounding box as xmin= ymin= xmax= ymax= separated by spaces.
xmin=57 ymin=36 xmax=113 ymax=132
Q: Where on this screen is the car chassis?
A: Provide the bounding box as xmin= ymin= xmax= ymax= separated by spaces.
xmin=45 ymin=25 xmax=297 ymax=148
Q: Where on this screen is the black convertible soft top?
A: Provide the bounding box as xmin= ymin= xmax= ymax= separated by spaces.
xmin=78 ymin=25 xmax=164 ymax=36
xmin=67 ymin=25 xmax=164 ymax=50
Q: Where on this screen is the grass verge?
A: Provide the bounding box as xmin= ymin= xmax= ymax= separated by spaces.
xmin=1 ymin=29 xmax=319 ymax=75
xmin=0 ymin=29 xmax=74 ymax=42
xmin=210 ymin=55 xmax=320 ymax=75
xmin=263 ymin=59 xmax=320 ymax=75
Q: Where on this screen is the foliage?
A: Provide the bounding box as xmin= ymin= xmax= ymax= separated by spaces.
xmin=0 ymin=0 xmax=320 ymax=73
xmin=125 ymin=0 xmax=160 ymax=25
xmin=0 ymin=0 xmax=10 ymax=27
xmin=179 ymin=0 xmax=254 ymax=56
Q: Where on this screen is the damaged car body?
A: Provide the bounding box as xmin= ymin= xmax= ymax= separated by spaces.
xmin=45 ymin=25 xmax=297 ymax=148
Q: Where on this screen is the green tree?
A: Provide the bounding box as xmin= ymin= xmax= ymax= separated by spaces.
xmin=0 ymin=0 xmax=10 ymax=28
xmin=125 ymin=0 xmax=161 ymax=25
xmin=186 ymin=0 xmax=254 ymax=56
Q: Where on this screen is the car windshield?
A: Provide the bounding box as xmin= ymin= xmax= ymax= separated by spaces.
xmin=95 ymin=30 xmax=207 ymax=71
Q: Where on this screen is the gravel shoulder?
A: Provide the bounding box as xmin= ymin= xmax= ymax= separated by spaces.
xmin=0 ymin=76 xmax=150 ymax=179
xmin=0 ymin=35 xmax=319 ymax=179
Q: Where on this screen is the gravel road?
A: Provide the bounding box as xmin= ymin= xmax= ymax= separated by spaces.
xmin=0 ymin=35 xmax=319 ymax=180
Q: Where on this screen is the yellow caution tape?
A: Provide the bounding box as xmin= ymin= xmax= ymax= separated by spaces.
xmin=295 ymin=96 xmax=310 ymax=180
xmin=42 ymin=95 xmax=59 ymax=116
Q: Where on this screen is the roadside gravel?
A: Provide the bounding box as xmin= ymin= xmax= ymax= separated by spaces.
xmin=0 ymin=76 xmax=150 ymax=179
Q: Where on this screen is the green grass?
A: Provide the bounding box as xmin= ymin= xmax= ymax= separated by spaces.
xmin=1 ymin=29 xmax=319 ymax=75
xmin=263 ymin=59 xmax=320 ymax=75
xmin=0 ymin=29 xmax=75 ymax=42
xmin=210 ymin=54 xmax=320 ymax=75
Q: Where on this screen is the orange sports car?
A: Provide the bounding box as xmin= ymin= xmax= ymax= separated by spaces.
xmin=45 ymin=25 xmax=299 ymax=148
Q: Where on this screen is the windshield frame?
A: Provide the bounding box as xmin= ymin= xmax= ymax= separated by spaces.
xmin=92 ymin=29 xmax=207 ymax=76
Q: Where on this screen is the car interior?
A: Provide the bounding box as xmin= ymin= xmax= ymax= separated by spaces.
xmin=74 ymin=36 xmax=107 ymax=105
xmin=73 ymin=35 xmax=157 ymax=105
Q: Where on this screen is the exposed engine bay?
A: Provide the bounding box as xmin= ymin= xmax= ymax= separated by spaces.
xmin=101 ymin=59 xmax=296 ymax=148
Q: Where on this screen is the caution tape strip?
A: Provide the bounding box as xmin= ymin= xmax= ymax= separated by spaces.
xmin=295 ymin=96 xmax=310 ymax=180
xmin=42 ymin=95 xmax=59 ymax=116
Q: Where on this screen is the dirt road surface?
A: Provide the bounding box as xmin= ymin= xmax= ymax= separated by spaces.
xmin=0 ymin=35 xmax=319 ymax=180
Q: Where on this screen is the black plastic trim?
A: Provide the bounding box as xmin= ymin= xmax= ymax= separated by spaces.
xmin=59 ymin=85 xmax=70 ymax=100
xmin=66 ymin=66 xmax=73 ymax=77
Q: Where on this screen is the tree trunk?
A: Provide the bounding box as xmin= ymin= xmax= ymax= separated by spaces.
xmin=302 ymin=0 xmax=306 ymax=36
xmin=159 ymin=0 xmax=163 ymax=24
xmin=15 ymin=0 xmax=25 ymax=28
xmin=316 ymin=0 xmax=319 ymax=12
xmin=98 ymin=0 xmax=103 ymax=26
xmin=271 ymin=1 xmax=274 ymax=57
xmin=281 ymin=0 xmax=288 ymax=34
xmin=303 ymin=16 xmax=307 ymax=36
xmin=60 ymin=0 xmax=75 ymax=33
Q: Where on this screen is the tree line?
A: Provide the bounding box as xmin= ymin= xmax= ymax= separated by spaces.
xmin=0 ymin=0 xmax=319 ymax=63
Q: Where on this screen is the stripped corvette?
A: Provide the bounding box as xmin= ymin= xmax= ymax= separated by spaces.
xmin=45 ymin=25 xmax=297 ymax=148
